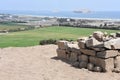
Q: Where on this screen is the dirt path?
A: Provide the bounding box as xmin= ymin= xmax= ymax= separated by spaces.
xmin=0 ymin=45 xmax=120 ymax=80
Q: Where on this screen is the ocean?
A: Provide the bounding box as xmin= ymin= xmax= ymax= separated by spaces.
xmin=1 ymin=10 xmax=120 ymax=19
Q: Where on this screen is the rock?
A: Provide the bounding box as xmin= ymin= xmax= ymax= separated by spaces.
xmin=78 ymin=40 xmax=86 ymax=49
xmin=77 ymin=37 xmax=88 ymax=42
xmin=89 ymin=56 xmax=114 ymax=72
xmin=87 ymin=63 xmax=94 ymax=71
xmin=90 ymin=47 xmax=105 ymax=51
xmin=118 ymin=50 xmax=120 ymax=56
xmin=78 ymin=54 xmax=88 ymax=62
xmin=80 ymin=49 xmax=96 ymax=56
xmin=79 ymin=61 xmax=87 ymax=68
xmin=114 ymin=56 xmax=120 ymax=69
xmin=109 ymin=33 xmax=116 ymax=38
xmin=67 ymin=43 xmax=81 ymax=54
xmin=86 ymin=37 xmax=103 ymax=48
xmin=97 ymin=50 xmax=118 ymax=59
xmin=116 ymin=32 xmax=120 ymax=37
xmin=93 ymin=31 xmax=104 ymax=42
xmin=56 ymin=49 xmax=67 ymax=59
xmin=71 ymin=48 xmax=81 ymax=55
xmin=72 ymin=61 xmax=79 ymax=67
xmin=112 ymin=68 xmax=120 ymax=73
xmin=104 ymin=38 xmax=120 ymax=49
xmin=57 ymin=40 xmax=68 ymax=50
xmin=67 ymin=43 xmax=79 ymax=49
xmin=69 ymin=52 xmax=78 ymax=62
xmin=104 ymin=32 xmax=108 ymax=37
xmin=66 ymin=53 xmax=70 ymax=60
xmin=103 ymin=36 xmax=112 ymax=42
xmin=94 ymin=66 xmax=102 ymax=72
xmin=77 ymin=37 xmax=88 ymax=49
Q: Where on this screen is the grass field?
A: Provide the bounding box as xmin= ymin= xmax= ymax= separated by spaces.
xmin=0 ymin=22 xmax=29 ymax=30
xmin=0 ymin=26 xmax=119 ymax=48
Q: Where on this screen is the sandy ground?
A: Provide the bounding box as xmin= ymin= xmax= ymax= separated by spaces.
xmin=0 ymin=44 xmax=120 ymax=80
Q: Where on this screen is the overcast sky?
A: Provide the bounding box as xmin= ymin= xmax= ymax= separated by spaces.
xmin=0 ymin=0 xmax=120 ymax=11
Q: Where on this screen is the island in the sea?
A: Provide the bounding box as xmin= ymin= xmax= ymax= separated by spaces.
xmin=73 ymin=9 xmax=91 ymax=13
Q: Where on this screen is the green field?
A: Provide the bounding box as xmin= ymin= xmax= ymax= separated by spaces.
xmin=0 ymin=26 xmax=119 ymax=48
xmin=0 ymin=22 xmax=29 ymax=30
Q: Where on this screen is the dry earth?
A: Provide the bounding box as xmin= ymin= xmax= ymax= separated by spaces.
xmin=0 ymin=45 xmax=120 ymax=80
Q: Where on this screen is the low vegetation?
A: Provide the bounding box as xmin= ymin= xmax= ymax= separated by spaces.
xmin=0 ymin=22 xmax=35 ymax=32
xmin=0 ymin=26 xmax=119 ymax=48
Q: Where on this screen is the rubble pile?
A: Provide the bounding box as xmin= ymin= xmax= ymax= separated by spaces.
xmin=56 ymin=31 xmax=120 ymax=72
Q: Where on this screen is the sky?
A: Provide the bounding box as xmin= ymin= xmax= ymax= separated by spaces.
xmin=0 ymin=0 xmax=120 ymax=11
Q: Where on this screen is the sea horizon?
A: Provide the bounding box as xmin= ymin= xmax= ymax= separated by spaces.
xmin=1 ymin=10 xmax=120 ymax=20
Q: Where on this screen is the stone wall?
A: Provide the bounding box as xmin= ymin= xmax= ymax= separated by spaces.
xmin=56 ymin=31 xmax=120 ymax=72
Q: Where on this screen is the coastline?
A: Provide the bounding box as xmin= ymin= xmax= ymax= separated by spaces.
xmin=1 ymin=10 xmax=120 ymax=21
xmin=17 ymin=14 xmax=120 ymax=21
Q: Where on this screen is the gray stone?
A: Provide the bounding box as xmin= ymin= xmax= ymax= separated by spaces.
xmin=118 ymin=50 xmax=120 ymax=56
xmin=86 ymin=37 xmax=103 ymax=48
xmin=71 ymin=48 xmax=81 ymax=55
xmin=72 ymin=62 xmax=79 ymax=67
xmin=57 ymin=40 xmax=68 ymax=50
xmin=93 ymin=31 xmax=104 ymax=42
xmin=97 ymin=50 xmax=118 ymax=58
xmin=67 ymin=43 xmax=79 ymax=49
xmin=104 ymin=38 xmax=120 ymax=49
xmin=109 ymin=33 xmax=116 ymax=38
xmin=78 ymin=40 xmax=86 ymax=49
xmin=116 ymin=32 xmax=120 ymax=37
xmin=66 ymin=53 xmax=70 ymax=60
xmin=112 ymin=68 xmax=120 ymax=73
xmin=114 ymin=56 xmax=120 ymax=69
xmin=89 ymin=56 xmax=114 ymax=72
xmin=79 ymin=61 xmax=87 ymax=68
xmin=69 ymin=52 xmax=78 ymax=62
xmin=90 ymin=47 xmax=105 ymax=51
xmin=87 ymin=63 xmax=94 ymax=71
xmin=67 ymin=43 xmax=81 ymax=54
xmin=78 ymin=54 xmax=88 ymax=62
xmin=80 ymin=49 xmax=96 ymax=56
xmin=56 ymin=49 xmax=67 ymax=59
xmin=94 ymin=66 xmax=102 ymax=72
xmin=77 ymin=37 xmax=88 ymax=42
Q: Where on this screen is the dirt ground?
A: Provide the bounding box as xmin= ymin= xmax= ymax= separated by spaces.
xmin=0 ymin=45 xmax=120 ymax=80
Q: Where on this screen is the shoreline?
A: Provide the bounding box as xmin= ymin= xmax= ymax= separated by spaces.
xmin=15 ymin=14 xmax=120 ymax=21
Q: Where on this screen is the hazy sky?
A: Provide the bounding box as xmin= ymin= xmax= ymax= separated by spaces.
xmin=0 ymin=0 xmax=120 ymax=11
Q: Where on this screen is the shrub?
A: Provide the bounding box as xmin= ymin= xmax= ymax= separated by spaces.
xmin=39 ymin=39 xmax=57 ymax=45
xmin=39 ymin=38 xmax=74 ymax=45
xmin=59 ymin=38 xmax=74 ymax=42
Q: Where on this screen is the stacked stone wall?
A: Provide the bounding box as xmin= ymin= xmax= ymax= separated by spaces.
xmin=56 ymin=31 xmax=120 ymax=72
